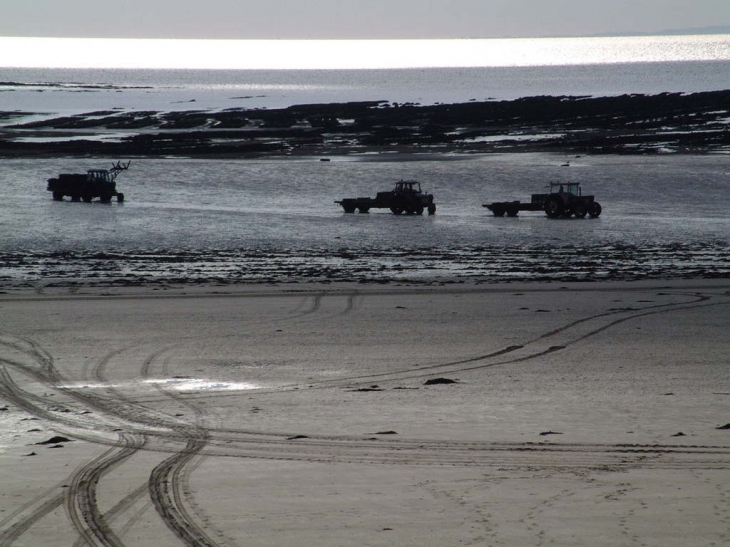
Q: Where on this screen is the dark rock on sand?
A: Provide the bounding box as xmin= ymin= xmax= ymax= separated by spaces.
xmin=36 ymin=436 xmax=72 ymax=445
xmin=424 ymin=378 xmax=458 ymax=385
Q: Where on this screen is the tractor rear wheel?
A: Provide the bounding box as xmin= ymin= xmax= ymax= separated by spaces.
xmin=390 ymin=206 xmax=404 ymax=215
xmin=544 ymin=196 xmax=564 ymax=218
xmin=52 ymin=192 xmax=64 ymax=201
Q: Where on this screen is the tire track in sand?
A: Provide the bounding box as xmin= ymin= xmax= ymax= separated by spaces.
xmin=65 ymin=433 xmax=146 ymax=547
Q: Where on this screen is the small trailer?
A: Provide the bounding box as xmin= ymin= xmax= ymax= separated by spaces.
xmin=47 ymin=161 xmax=130 ymax=203
xmin=483 ymin=182 xmax=602 ymax=218
xmin=335 ymin=180 xmax=437 ymax=215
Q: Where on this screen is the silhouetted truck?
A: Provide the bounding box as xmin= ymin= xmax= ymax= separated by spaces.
xmin=483 ymin=182 xmax=602 ymax=218
xmin=336 ymin=180 xmax=437 ymax=215
xmin=47 ymin=161 xmax=129 ymax=203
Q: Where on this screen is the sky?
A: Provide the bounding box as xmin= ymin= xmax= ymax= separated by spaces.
xmin=2 ymin=0 xmax=730 ymax=40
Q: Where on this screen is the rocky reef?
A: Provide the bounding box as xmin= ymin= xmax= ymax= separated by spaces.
xmin=2 ymin=90 xmax=729 ymax=157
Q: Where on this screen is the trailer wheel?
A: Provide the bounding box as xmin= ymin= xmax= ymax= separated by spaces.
xmin=491 ymin=205 xmax=505 ymax=217
xmin=390 ymin=206 xmax=404 ymax=215
xmin=573 ymin=203 xmax=587 ymax=218
xmin=506 ymin=205 xmax=519 ymax=217
xmin=52 ymin=192 xmax=64 ymax=201
xmin=344 ymin=206 xmax=356 ymax=213
xmin=588 ymin=202 xmax=602 ymax=218
xmin=82 ymin=194 xmax=93 ymax=203
xmin=544 ymin=196 xmax=564 ymax=218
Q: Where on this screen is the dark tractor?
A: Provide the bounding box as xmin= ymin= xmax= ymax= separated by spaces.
xmin=336 ymin=180 xmax=437 ymax=215
xmin=47 ymin=161 xmax=130 ymax=203
xmin=484 ymin=182 xmax=602 ymax=218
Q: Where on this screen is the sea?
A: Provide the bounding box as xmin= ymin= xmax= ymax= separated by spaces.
xmin=0 ymin=35 xmax=729 ymax=285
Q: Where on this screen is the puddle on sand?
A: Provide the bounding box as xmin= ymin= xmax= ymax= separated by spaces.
xmin=59 ymin=378 xmax=265 ymax=392
xmin=143 ymin=378 xmax=264 ymax=392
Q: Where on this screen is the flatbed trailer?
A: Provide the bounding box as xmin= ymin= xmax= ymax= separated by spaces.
xmin=483 ymin=182 xmax=602 ymax=218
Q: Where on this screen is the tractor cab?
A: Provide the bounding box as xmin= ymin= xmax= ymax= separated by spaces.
xmin=393 ymin=180 xmax=423 ymax=194
xmin=87 ymin=169 xmax=114 ymax=186
xmin=549 ymin=182 xmax=582 ymax=196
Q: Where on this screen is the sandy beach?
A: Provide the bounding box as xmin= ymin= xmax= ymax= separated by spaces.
xmin=1 ymin=279 xmax=729 ymax=546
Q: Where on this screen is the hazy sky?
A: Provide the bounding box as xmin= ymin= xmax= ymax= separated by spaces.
xmin=3 ymin=0 xmax=729 ymax=40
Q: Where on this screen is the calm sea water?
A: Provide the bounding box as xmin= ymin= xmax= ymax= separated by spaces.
xmin=1 ymin=36 xmax=728 ymax=283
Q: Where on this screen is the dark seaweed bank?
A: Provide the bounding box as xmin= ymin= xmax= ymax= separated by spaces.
xmin=2 ymin=242 xmax=729 ymax=290
xmin=2 ymin=90 xmax=729 ymax=158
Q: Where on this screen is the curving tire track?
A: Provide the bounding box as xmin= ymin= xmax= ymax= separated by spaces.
xmin=148 ymin=437 xmax=218 ymax=547
xmin=143 ymin=349 xmax=234 ymax=547
xmin=88 ymin=344 xmax=227 ymax=547
xmin=65 ymin=433 xmax=146 ymax=547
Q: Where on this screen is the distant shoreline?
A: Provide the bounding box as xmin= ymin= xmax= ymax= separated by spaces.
xmin=2 ymin=90 xmax=729 ymax=158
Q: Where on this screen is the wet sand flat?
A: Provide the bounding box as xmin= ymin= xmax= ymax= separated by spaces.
xmin=1 ymin=279 xmax=729 ymax=546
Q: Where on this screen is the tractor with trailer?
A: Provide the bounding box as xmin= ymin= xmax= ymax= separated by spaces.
xmin=483 ymin=182 xmax=602 ymax=218
xmin=335 ymin=180 xmax=437 ymax=215
xmin=47 ymin=161 xmax=130 ymax=203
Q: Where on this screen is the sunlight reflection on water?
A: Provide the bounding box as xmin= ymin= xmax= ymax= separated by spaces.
xmin=1 ymin=35 xmax=729 ymax=70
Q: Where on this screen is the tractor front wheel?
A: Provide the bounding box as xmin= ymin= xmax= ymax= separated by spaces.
xmin=588 ymin=202 xmax=602 ymax=218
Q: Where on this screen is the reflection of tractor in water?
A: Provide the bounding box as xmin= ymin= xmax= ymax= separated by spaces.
xmin=47 ymin=161 xmax=130 ymax=203
xmin=335 ymin=180 xmax=437 ymax=215
xmin=484 ymin=182 xmax=602 ymax=218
